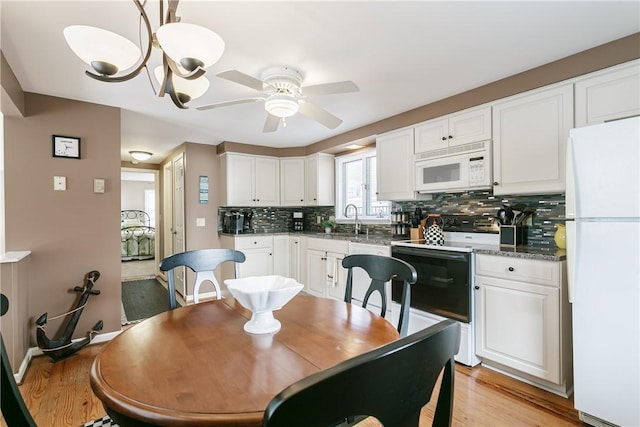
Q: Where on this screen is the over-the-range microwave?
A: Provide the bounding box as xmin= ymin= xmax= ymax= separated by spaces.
xmin=415 ymin=140 xmax=492 ymax=193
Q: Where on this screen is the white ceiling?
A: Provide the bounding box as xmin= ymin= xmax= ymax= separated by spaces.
xmin=2 ymin=1 xmax=639 ymax=164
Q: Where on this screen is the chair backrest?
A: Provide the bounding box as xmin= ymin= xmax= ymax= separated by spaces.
xmin=342 ymin=254 xmax=417 ymax=336
xmin=1 ymin=293 xmax=37 ymax=427
xmin=159 ymin=249 xmax=246 ymax=309
xmin=263 ymin=319 xmax=461 ymax=427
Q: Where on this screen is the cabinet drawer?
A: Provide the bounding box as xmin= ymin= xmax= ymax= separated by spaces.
xmin=235 ymin=235 xmax=273 ymax=250
xmin=475 ymin=254 xmax=560 ymax=287
xmin=306 ymin=237 xmax=349 ymax=254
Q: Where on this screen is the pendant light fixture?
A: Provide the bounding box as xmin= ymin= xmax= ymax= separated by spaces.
xmin=63 ymin=0 xmax=224 ymax=109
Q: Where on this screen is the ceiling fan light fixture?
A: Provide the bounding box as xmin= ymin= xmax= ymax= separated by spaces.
xmin=154 ymin=66 xmax=210 ymax=101
xmin=129 ymin=151 xmax=153 ymax=162
xmin=155 ymin=23 xmax=225 ymax=70
xmin=265 ymin=95 xmax=299 ymax=118
xmin=63 ymin=25 xmax=140 ymax=75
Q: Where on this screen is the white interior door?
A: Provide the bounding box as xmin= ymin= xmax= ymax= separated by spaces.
xmin=172 ymin=154 xmax=186 ymax=296
xmin=161 ymin=162 xmax=173 ymax=281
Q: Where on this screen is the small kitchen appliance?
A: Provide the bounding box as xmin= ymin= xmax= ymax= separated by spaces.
xmin=415 ymin=140 xmax=491 ymax=193
xmin=243 ymin=211 xmax=254 ymax=233
xmin=292 ymin=212 xmax=304 ymax=231
xmin=223 ymin=211 xmax=244 ymax=234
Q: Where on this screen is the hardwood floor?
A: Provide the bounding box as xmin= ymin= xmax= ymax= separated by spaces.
xmin=3 ymin=342 xmax=583 ymax=427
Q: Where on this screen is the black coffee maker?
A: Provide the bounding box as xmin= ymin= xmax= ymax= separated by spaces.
xmin=224 ymin=211 xmax=244 ymax=234
xmin=243 ymin=211 xmax=254 ymax=233
xmin=292 ymin=212 xmax=304 ymax=231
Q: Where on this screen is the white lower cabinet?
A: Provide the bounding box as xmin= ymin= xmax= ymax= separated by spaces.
xmin=220 ymin=235 xmax=274 ymax=287
xmin=304 ymin=238 xmax=348 ymax=300
xmin=348 ymin=242 xmax=391 ymax=316
xmin=474 ymin=254 xmax=572 ymax=396
xmin=289 ymin=235 xmax=301 ymax=282
xmin=273 ymin=235 xmax=290 ymax=277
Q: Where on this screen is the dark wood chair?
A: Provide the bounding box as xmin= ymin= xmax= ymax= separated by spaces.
xmin=1 ymin=293 xmax=37 ymax=427
xmin=342 ymin=254 xmax=417 ymax=336
xmin=159 ymin=248 xmax=246 ymax=309
xmin=263 ymin=319 xmax=461 ymax=427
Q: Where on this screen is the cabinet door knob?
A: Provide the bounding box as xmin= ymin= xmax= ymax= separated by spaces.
xmin=448 ymin=135 xmax=453 ymax=139
xmin=474 ymin=285 xmax=480 ymax=290
xmin=508 ymin=267 xmax=514 ymax=272
xmin=441 ymin=136 xmax=447 ymax=141
xmin=493 ymin=181 xmax=499 ymax=186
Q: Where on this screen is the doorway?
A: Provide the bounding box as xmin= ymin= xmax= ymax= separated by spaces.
xmin=120 ymin=169 xmax=159 ymax=281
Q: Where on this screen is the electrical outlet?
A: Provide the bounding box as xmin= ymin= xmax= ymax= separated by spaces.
xmin=93 ymin=178 xmax=105 ymax=193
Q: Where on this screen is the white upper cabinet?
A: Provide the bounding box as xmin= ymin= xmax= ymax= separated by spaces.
xmin=280 ymin=157 xmax=305 ymax=206
xmin=414 ymin=106 xmax=491 ymax=153
xmin=492 ymin=84 xmax=573 ymax=196
xmin=376 ymin=127 xmax=416 ymax=201
xmin=574 ymin=60 xmax=640 ymax=127
xmin=305 ymin=153 xmax=334 ymax=206
xmin=221 ymin=153 xmax=279 ymax=206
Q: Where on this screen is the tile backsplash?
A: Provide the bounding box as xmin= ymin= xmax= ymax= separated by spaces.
xmin=219 ymin=191 xmax=566 ymax=249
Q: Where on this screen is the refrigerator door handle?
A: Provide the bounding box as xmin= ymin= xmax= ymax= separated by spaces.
xmin=566 ymin=220 xmax=576 ymax=303
xmin=565 ymin=136 xmax=576 ymax=220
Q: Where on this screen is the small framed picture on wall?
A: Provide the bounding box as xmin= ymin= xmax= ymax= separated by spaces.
xmin=52 ymin=135 xmax=81 ymax=159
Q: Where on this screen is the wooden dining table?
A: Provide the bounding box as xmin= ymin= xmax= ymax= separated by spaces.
xmin=90 ymin=294 xmax=400 ymax=426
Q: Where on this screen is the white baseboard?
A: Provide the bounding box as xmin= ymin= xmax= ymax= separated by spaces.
xmin=15 ymin=329 xmax=122 ymax=384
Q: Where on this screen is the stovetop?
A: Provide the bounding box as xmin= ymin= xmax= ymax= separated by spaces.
xmin=392 ymin=215 xmax=500 ymax=252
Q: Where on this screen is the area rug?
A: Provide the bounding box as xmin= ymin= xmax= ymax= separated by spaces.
xmin=82 ymin=415 xmax=118 ymax=427
xmin=121 ymin=278 xmax=179 ymax=323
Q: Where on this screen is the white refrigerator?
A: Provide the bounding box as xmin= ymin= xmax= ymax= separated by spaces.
xmin=566 ymin=116 xmax=640 ymax=427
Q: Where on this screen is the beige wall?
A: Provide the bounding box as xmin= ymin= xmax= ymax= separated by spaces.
xmin=4 ymin=93 xmax=122 ymax=344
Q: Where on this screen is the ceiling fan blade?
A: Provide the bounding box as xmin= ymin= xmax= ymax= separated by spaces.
xmin=196 ymin=98 xmax=263 ymax=111
xmin=216 ymin=70 xmax=265 ymax=91
xmin=298 ymin=101 xmax=343 ymax=129
xmin=302 ymin=81 xmax=359 ymax=97
xmin=263 ymin=113 xmax=281 ymax=133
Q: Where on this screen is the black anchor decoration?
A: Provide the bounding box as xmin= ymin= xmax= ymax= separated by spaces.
xmin=36 ymin=270 xmax=103 ymax=362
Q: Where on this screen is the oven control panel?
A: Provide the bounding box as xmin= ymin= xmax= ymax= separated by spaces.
xmin=440 ymin=215 xmax=497 ymax=233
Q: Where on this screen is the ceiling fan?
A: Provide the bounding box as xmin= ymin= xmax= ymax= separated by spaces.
xmin=196 ymin=66 xmax=359 ymax=132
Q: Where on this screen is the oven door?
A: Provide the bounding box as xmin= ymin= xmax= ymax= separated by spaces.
xmin=415 ymin=153 xmax=469 ymax=193
xmin=391 ymin=245 xmax=471 ymax=323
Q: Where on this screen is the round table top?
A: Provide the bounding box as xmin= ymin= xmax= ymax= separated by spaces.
xmin=90 ymin=294 xmax=399 ymax=426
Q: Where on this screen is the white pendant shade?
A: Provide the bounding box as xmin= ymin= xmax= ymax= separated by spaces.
xmin=265 ymin=94 xmax=299 ymax=118
xmin=63 ymin=25 xmax=140 ymax=72
xmin=155 ymin=23 xmax=225 ymax=69
xmin=154 ymin=66 xmax=210 ymax=100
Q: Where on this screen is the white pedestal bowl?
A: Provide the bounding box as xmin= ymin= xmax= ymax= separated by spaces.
xmin=225 ymin=275 xmax=303 ymax=334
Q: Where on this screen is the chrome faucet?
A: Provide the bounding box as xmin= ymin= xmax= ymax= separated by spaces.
xmin=344 ymin=204 xmax=360 ymax=235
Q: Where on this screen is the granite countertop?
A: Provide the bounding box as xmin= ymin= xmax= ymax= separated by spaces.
xmin=219 ymin=231 xmax=566 ymax=261
xmin=219 ymin=230 xmax=399 ymax=246
xmin=474 ymin=246 xmax=566 ymax=262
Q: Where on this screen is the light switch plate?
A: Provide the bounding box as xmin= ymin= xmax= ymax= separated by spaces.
xmin=53 ymin=176 xmax=66 ymax=191
xmin=93 ymin=178 xmax=105 ymax=193
xmin=196 ymin=218 xmax=205 ymax=227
